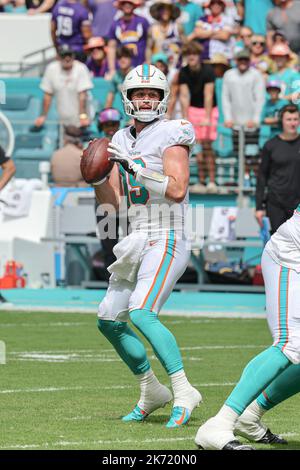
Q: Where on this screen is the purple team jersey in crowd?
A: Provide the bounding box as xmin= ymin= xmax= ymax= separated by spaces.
xmin=86 ymin=57 xmax=108 ymax=77
xmin=108 ymin=14 xmax=149 ymax=67
xmin=87 ymin=0 xmax=117 ymax=38
xmin=52 ymin=0 xmax=90 ymax=52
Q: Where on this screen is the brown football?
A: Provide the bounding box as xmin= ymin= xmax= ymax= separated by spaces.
xmin=80 ymin=137 xmax=113 ymax=184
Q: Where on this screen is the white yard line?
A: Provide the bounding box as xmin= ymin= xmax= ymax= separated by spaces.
xmin=8 ymin=345 xmax=267 ymax=355
xmin=0 ymin=437 xmax=193 ymax=450
xmin=6 ymin=344 xmax=266 ymax=363
xmin=0 ymin=322 xmax=89 ymax=328
xmin=0 ymin=382 xmax=236 ymax=395
xmin=6 ymin=344 xmax=265 ymax=363
xmin=1 ymin=432 xmax=298 ymax=450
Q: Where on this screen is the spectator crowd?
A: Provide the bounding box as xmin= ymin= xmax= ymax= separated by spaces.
xmin=2 ymin=0 xmax=300 ymax=193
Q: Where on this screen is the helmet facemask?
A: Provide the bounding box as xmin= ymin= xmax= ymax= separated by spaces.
xmin=121 ymin=65 xmax=170 ymax=122
xmin=122 ymin=88 xmax=169 ymax=122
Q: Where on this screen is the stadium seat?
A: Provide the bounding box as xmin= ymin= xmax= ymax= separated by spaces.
xmin=1 ymin=91 xmax=59 ymax=179
xmin=14 ymin=132 xmax=56 ymax=158
xmin=14 ymin=130 xmax=58 ymax=178
xmin=1 ymin=94 xmax=41 ymax=135
xmin=1 ymin=77 xmax=42 ymax=97
xmin=91 ymin=77 xmax=112 ymax=109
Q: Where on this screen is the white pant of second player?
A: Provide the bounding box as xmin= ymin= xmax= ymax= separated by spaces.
xmin=262 ymin=249 xmax=300 ymax=364
xmin=98 ymin=231 xmax=190 ymax=321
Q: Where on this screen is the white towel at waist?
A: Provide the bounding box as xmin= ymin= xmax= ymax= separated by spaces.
xmin=107 ymin=231 xmax=148 ymax=282
xmin=0 ymin=178 xmax=43 ymax=218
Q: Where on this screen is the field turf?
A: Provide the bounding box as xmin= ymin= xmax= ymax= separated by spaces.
xmin=1 ymin=311 xmax=300 ymax=450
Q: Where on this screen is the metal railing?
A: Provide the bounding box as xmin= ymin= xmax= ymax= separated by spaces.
xmin=2 ymin=114 xmax=265 ymax=208
xmin=210 ymin=125 xmax=263 ymax=207
xmin=0 ymin=45 xmax=56 ymax=77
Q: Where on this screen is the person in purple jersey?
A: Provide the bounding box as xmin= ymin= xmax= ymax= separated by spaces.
xmin=87 ymin=0 xmax=117 ymax=38
xmin=107 ymin=0 xmax=149 ymax=78
xmin=51 ymin=0 xmax=92 ymax=61
xmin=85 ymin=36 xmax=108 ymax=77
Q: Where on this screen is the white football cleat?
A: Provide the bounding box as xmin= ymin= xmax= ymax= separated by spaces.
xmin=235 ymin=407 xmax=287 ymax=445
xmin=195 ymin=417 xmax=254 ymax=450
xmin=166 ymin=387 xmax=202 ymax=428
xmin=122 ymin=384 xmax=173 ymax=422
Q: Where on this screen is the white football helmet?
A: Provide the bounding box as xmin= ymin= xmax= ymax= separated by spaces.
xmin=121 ymin=64 xmax=170 ymax=122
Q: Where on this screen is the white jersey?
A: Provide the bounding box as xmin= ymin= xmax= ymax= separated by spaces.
xmin=265 ymin=205 xmax=300 ymax=272
xmin=112 ymin=118 xmax=195 ymax=236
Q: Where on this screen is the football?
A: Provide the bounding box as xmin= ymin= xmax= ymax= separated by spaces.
xmin=80 ymin=137 xmax=113 ymax=184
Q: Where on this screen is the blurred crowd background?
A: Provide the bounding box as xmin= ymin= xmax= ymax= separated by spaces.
xmin=1 ymin=0 xmax=300 ymax=194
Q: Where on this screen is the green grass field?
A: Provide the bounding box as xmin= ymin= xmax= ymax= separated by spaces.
xmin=1 ymin=311 xmax=300 ymax=450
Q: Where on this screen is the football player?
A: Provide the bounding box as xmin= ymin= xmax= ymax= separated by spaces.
xmin=92 ymin=64 xmax=201 ymax=427
xmin=195 ymin=202 xmax=300 ymax=449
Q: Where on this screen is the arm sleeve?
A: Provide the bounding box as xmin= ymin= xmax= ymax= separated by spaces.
xmin=255 ymin=141 xmax=272 ymax=210
xmin=161 ymin=121 xmax=195 ymax=154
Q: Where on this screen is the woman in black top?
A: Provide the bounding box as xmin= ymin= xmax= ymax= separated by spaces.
xmin=256 ymin=104 xmax=300 ymax=234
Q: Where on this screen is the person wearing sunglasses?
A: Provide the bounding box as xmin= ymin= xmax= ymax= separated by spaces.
xmin=268 ymin=43 xmax=300 ymax=101
xmin=270 ymin=30 xmax=299 ymax=70
xmin=249 ymin=34 xmax=274 ymax=76
xmin=84 ymin=37 xmax=108 ymax=78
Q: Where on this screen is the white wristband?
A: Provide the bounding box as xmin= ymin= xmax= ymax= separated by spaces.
xmin=135 ymin=168 xmax=169 ymax=197
xmin=92 ymin=176 xmax=108 ymax=187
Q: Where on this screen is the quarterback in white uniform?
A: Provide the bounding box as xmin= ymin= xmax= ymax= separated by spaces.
xmin=195 ymin=206 xmax=300 ymax=450
xmin=93 ymin=64 xmax=201 ymax=427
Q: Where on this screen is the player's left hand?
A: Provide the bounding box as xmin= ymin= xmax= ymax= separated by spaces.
xmin=107 ymin=142 xmax=141 ymax=176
